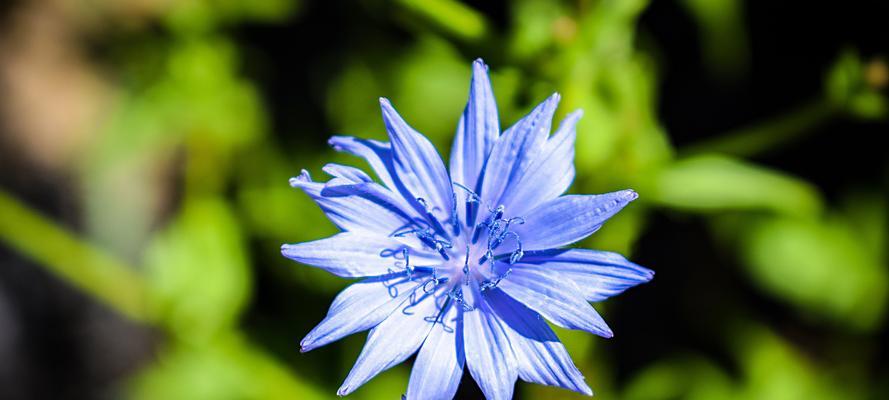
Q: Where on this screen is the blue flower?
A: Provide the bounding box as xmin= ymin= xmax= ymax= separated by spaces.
xmin=282 ymin=59 xmax=653 ymax=399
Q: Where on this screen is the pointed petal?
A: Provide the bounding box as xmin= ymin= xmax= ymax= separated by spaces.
xmin=486 ymin=289 xmax=593 ymax=396
xmin=380 ymin=98 xmax=454 ymax=224
xmin=450 ymin=59 xmax=499 ymax=193
xmin=463 ymin=287 xmax=517 ymax=400
xmin=338 ymin=289 xmax=441 ymax=396
xmin=513 ymin=190 xmax=638 ymax=251
xmin=502 ymin=110 xmax=581 ymax=217
xmin=497 ymin=265 xmax=613 ymax=337
xmin=519 ymin=249 xmax=654 ymax=302
xmin=322 ymin=177 xmax=420 ymax=223
xmin=281 ymin=233 xmax=439 ymax=278
xmin=479 ymin=94 xmax=559 ymax=212
xmin=328 ymin=136 xmax=399 ymax=191
xmin=406 ymin=302 xmax=464 ymax=400
xmin=322 ymin=163 xmax=373 ymax=183
xmin=300 ymin=273 xmax=421 ymax=352
xmin=289 ymin=170 xmax=414 ymax=235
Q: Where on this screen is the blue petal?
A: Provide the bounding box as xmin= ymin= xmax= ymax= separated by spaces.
xmin=497 ymin=265 xmax=613 ymax=337
xmin=519 ymin=249 xmax=654 ymax=302
xmin=450 ymin=59 xmax=499 ymax=194
xmin=289 ymin=170 xmax=414 ymax=235
xmin=338 ymin=289 xmax=442 ymax=396
xmin=328 ymin=136 xmax=400 ymax=192
xmin=322 ymin=163 xmax=373 ymax=183
xmin=513 ymin=190 xmax=638 ymax=251
xmin=300 ymin=273 xmax=423 ymax=352
xmin=501 ymin=110 xmax=581 ymax=217
xmin=486 ymin=289 xmax=593 ymax=396
xmin=380 ymin=98 xmax=455 ymax=225
xmin=322 ymin=176 xmax=420 ymax=223
xmin=479 ymin=94 xmax=559 ymax=214
xmin=463 ymin=287 xmax=517 ymax=400
xmin=281 ymin=233 xmax=439 ymax=278
xmin=406 ymin=302 xmax=464 ymax=400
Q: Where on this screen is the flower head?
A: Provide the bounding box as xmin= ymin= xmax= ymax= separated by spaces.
xmin=283 ymin=59 xmax=653 ymax=399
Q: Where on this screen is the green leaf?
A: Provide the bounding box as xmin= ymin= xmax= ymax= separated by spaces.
xmin=130 ymin=333 xmax=326 ymax=400
xmin=651 ymin=155 xmax=823 ymax=217
xmin=740 ymin=215 xmax=888 ymax=330
xmin=732 ymin=325 xmax=868 ymax=400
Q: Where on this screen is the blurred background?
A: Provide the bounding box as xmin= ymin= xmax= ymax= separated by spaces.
xmin=0 ymin=0 xmax=887 ymax=399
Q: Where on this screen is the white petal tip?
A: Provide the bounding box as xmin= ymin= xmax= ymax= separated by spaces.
xmin=289 ymin=170 xmax=312 ymax=187
xmin=337 ymin=386 xmax=351 ymax=397
xmin=472 ymin=58 xmax=488 ymax=71
xmin=623 ymin=189 xmax=639 ymax=201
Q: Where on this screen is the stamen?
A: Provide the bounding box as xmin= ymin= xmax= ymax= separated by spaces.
xmin=416 ymin=197 xmax=449 ymax=239
xmin=479 ymin=267 xmax=512 ymax=292
xmin=423 ymin=297 xmax=455 ymax=333
xmin=453 ymin=182 xmax=482 ymax=228
xmin=450 ymin=188 xmax=461 ymax=236
xmin=462 ymin=246 xmax=470 ymax=274
xmin=447 ymin=287 xmax=474 ymax=311
xmin=402 ymin=291 xmax=419 ymax=315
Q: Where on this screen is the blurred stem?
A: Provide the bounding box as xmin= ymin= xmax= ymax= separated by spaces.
xmin=681 ymin=99 xmax=837 ymax=158
xmin=0 ymin=190 xmax=326 ymax=398
xmin=0 ymin=190 xmax=151 ymax=322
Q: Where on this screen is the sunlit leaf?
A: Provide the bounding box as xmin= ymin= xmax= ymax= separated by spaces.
xmin=740 ymin=215 xmax=888 ymax=330
xmin=651 ymin=155 xmax=823 ymax=217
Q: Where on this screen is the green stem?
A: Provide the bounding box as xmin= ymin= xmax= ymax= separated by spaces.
xmin=0 ymin=190 xmax=326 ymax=398
xmin=680 ymin=100 xmax=838 ymax=158
xmin=0 ymin=190 xmax=151 ymax=322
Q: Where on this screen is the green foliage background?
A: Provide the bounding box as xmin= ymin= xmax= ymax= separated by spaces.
xmin=0 ymin=0 xmax=886 ymax=399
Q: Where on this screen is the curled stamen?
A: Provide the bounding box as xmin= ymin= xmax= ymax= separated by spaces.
xmin=480 ymin=267 xmax=513 ymax=292
xmin=402 ymin=248 xmax=414 ymax=279
xmin=417 ymin=197 xmax=449 ymax=239
xmin=422 ymin=269 xmax=449 ymax=293
xmin=423 ymin=298 xmax=455 ymax=333
xmin=452 ymin=182 xmax=481 ymax=204
xmin=402 ymin=291 xmax=420 ymax=315
xmin=447 ymin=287 xmax=474 ymax=311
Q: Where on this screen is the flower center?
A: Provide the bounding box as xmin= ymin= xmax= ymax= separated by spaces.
xmin=389 ymin=182 xmax=526 ymax=311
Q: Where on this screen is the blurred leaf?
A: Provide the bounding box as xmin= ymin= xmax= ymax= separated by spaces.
xmin=394 ymin=0 xmax=489 ymax=42
xmin=651 ymin=154 xmax=823 ymax=217
xmin=623 ymin=356 xmax=735 ymax=400
xmin=732 ymin=325 xmax=868 ymax=400
xmin=145 ymin=197 xmax=251 ymax=341
xmin=325 ymin=62 xmax=388 ymax=138
xmin=84 ymin=35 xmax=267 ymax=254
xmin=508 ymin=0 xmax=567 ymax=60
xmin=680 ymin=0 xmax=749 ymax=80
xmin=840 ymin=192 xmax=887 ymax=264
xmin=393 ymin=36 xmax=470 ymax=147
xmin=166 ymin=0 xmax=300 ymax=33
xmin=738 ymin=215 xmax=888 ymax=330
xmin=826 ymin=51 xmax=888 ymax=120
xmin=130 ymin=332 xmax=326 ymax=400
